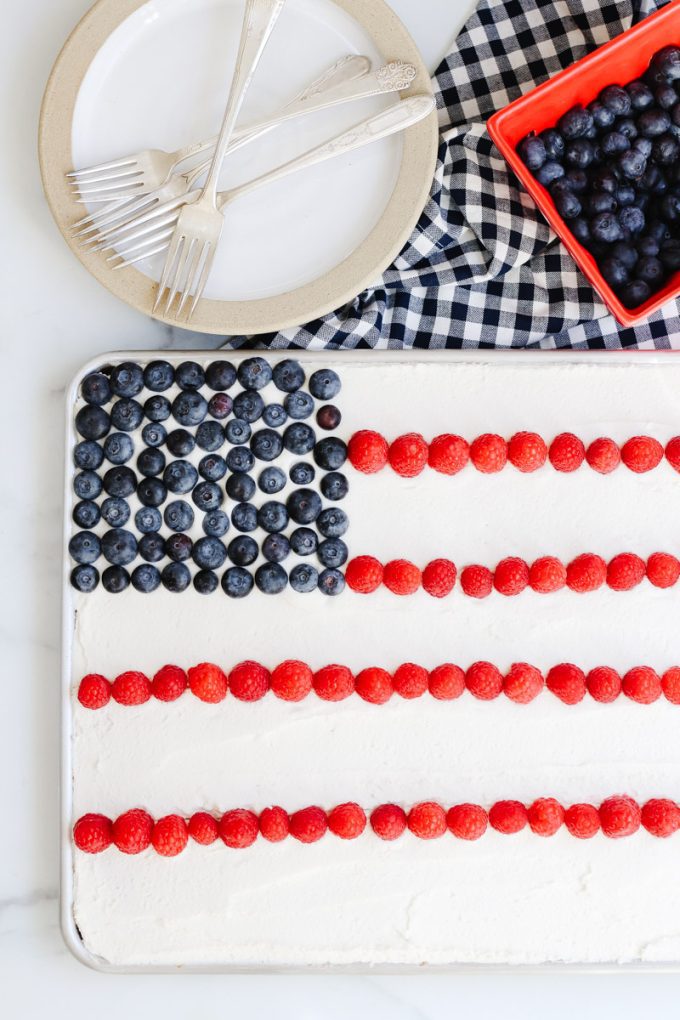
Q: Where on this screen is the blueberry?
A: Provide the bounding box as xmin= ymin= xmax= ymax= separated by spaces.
xmin=648 ymin=46 xmax=680 ymax=84
xmin=232 ymin=502 xmax=257 ymax=532
xmin=233 ymin=390 xmax=264 ymax=423
xmin=74 ymin=440 xmax=104 ymax=471
xmin=172 ymin=391 xmax=207 ymax=427
xmin=251 ymin=429 xmax=284 ymax=462
xmin=161 ymin=562 xmax=191 ymax=593
xmin=672 ymin=103 xmax=680 ymax=129
xmin=660 ymin=237 xmax=680 ymax=269
xmin=144 ymin=394 xmax=172 ymax=422
xmin=164 ymin=460 xmax=198 ymax=494
xmin=225 ymin=418 xmax=252 ymax=445
xmin=73 ymin=500 xmax=100 ymax=529
xmin=626 ymin=81 xmax=654 ymax=111
xmin=228 ymin=535 xmax=259 ymax=566
xmin=131 ymin=564 xmax=161 ymax=593
xmin=287 ymin=489 xmax=322 ymax=525
xmin=599 ymin=86 xmax=630 ymax=117
xmin=633 ymin=136 xmax=653 ymax=158
xmin=199 ymin=454 xmax=227 ymax=482
xmin=272 ymin=359 xmax=306 ymax=392
xmin=135 ymin=506 xmax=162 ymax=533
xmin=317 ymin=507 xmax=349 ymax=538
xmin=283 ymin=422 xmax=316 ymax=455
xmin=69 ymin=531 xmax=101 ymax=565
xmin=166 ymin=429 xmax=196 ymax=457
xmin=137 ymin=448 xmax=165 ymax=476
xmin=71 ymin=564 xmax=99 ymax=592
xmin=591 ymin=211 xmax=624 ymax=243
xmin=318 ymin=568 xmax=345 ymax=596
xmin=289 ymin=563 xmax=319 ymax=593
xmin=192 ymin=536 xmax=227 ymax=571
xmin=164 ymin=500 xmax=194 ymax=532
xmin=226 ymin=473 xmax=256 ymax=502
xmin=110 ymin=362 xmax=144 ymax=398
xmin=636 ymin=256 xmax=665 ymax=286
xmin=309 ymin=369 xmax=341 ymax=401
xmin=101 ymin=496 xmax=130 ymax=529
xmin=255 ymin=562 xmax=287 ymax=594
xmin=208 ymin=393 xmax=233 ymax=420
xmin=284 ymin=391 xmax=315 ymax=420
xmin=175 ymin=361 xmax=205 ymax=391
xmin=559 ymin=104 xmax=593 ymax=138
xmin=75 ymin=404 xmax=110 ymax=440
xmin=316 ymin=406 xmax=342 ymax=431
xmin=144 ymin=360 xmax=174 ymax=391
xmin=638 ymin=108 xmax=671 ymax=137
xmin=290 ymin=462 xmax=315 ymax=485
xmin=203 ymin=510 xmax=230 ymax=538
xmin=535 ymin=160 xmax=565 ymax=187
xmin=166 ymin=533 xmax=193 ymax=562
xmin=238 ymin=357 xmax=272 ymax=391
xmin=565 ymin=138 xmax=596 ymax=166
xmin=637 ymin=235 xmax=660 ymax=257
xmin=553 ymin=188 xmax=581 ymax=220
xmin=102 ymin=566 xmax=130 ymax=593
xmin=320 ymin=472 xmax=348 ymax=501
xmin=259 ymin=466 xmax=286 ymax=494
xmin=611 ymin=242 xmax=638 ymax=270
xmin=263 ymin=403 xmax=287 ymax=428
xmin=258 ymin=501 xmax=288 ymax=534
xmin=290 ymin=527 xmax=318 ymax=556
xmin=615 ymin=185 xmax=635 ymax=207
xmin=192 ymin=481 xmax=223 ymax=512
xmin=227 ymin=446 xmax=255 ymax=473
xmin=205 ymin=361 xmax=237 ymax=391
xmin=136 ymin=478 xmax=167 ymax=508
xmin=656 ymin=84 xmax=678 ymax=110
xmin=101 ymin=529 xmax=137 ymax=566
xmin=110 ymin=399 xmax=144 ymax=432
xmin=540 ymin=127 xmax=566 ymax=159
xmin=648 ymin=220 xmax=671 ymax=243
xmin=138 ymin=532 xmax=165 ymax=562
xmin=314 ymin=437 xmax=347 ymax=471
xmin=317 ymin=538 xmax=348 ymax=569
xmin=517 ymin=133 xmax=546 ymax=170
xmin=621 ymin=278 xmax=652 ymax=306
xmin=73 ymin=471 xmax=102 ymax=500
xmin=617 ymin=148 xmax=647 ymax=180
xmin=142 ymin=422 xmax=167 ymax=448
xmin=587 ymin=101 xmax=615 ymax=130
xmin=81 ymin=372 xmax=111 ymax=405
xmin=194 ymin=570 xmax=219 ymax=594
xmin=616 ymin=118 xmax=638 ymax=141
xmin=103 ymin=433 xmax=134 ymax=465
xmin=222 ymin=567 xmax=254 ymax=598
xmin=601 ymin=256 xmax=630 ymax=289
xmin=195 ymin=421 xmax=225 ymax=452
xmin=601 ymin=131 xmax=629 ymax=157
xmin=570 ymin=217 xmax=591 ymax=245
xmin=652 ymin=134 xmax=679 ymax=164
xmin=619 ymin=206 xmax=645 ymax=236
xmin=103 ymin=465 xmax=136 ymax=498
xmin=262 ymin=533 xmax=290 ymax=563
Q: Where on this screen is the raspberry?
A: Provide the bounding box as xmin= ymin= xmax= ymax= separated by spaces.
xmin=528 ymin=798 xmax=564 ymax=836
xmin=621 ymin=436 xmax=664 ymax=473
xmin=408 ymin=801 xmax=447 ymax=839
xmin=566 ymin=553 xmax=607 ymax=593
xmin=271 ymin=660 xmax=313 ymax=702
xmin=383 ymin=559 xmax=421 ymax=595
xmin=393 ymin=662 xmax=429 ymax=699
xmin=666 ymin=436 xmax=680 ymax=473
xmin=188 ymin=812 xmax=219 ymax=845
xmin=494 ymin=556 xmax=529 ymax=596
xmin=508 ymin=432 xmax=548 ymax=472
xmin=328 ymin=802 xmax=367 ymax=839
xmin=466 ymin=661 xmax=503 ymax=701
xmin=73 ymin=813 xmax=113 ymax=854
xmin=370 ymin=803 xmax=407 ymax=841
xmin=220 ymin=809 xmax=259 ymax=848
xmin=111 ymin=670 xmax=152 ymax=706
xmin=355 ymin=667 xmax=392 ymax=705
xmin=641 ymin=799 xmax=680 ymax=838
xmin=622 ymin=666 xmax=661 ymax=704
xmin=78 ymin=674 xmax=111 ymax=710
xmin=428 ymin=663 xmax=466 ymax=701
xmin=152 ymin=814 xmax=188 ymax=857
xmin=470 ymin=433 xmax=507 ymax=473
xmin=259 ymin=806 xmax=290 ymax=843
xmin=422 ymin=558 xmax=457 ymax=598
xmin=529 ymin=556 xmax=567 ymax=593
xmin=549 ymin=433 xmax=585 ymax=472
xmin=345 ymin=556 xmax=383 ymax=594
xmin=586 ymin=666 xmax=621 ymax=703
xmin=503 ymin=662 xmax=544 ymax=704
xmin=599 ymin=795 xmax=641 ymax=838
xmin=447 ymin=804 xmax=488 ymax=841
xmin=289 ymin=806 xmax=327 ymax=843
xmin=607 ymin=553 xmax=646 ymax=592
xmin=152 ymin=664 xmax=187 ymax=702
xmin=388 ymin=433 xmax=429 ymax=477
xmin=489 ymin=800 xmax=528 ymax=834
xmin=662 ymin=667 xmax=680 ymax=705
xmin=564 ymin=803 xmax=600 ymax=839
xmin=188 ymin=662 xmax=228 ymax=704
xmin=586 ymin=437 xmax=621 ymax=474
xmin=428 ymin=434 xmax=469 ymax=475
xmin=347 ymin=430 xmax=388 ymax=474
xmin=647 ymin=552 xmax=680 ymax=589
xmin=113 ymin=808 xmax=153 ymax=854
xmin=460 ymin=564 xmax=493 ymax=599
xmin=546 ymin=663 xmax=586 ymax=705
xmin=313 ymin=664 xmax=354 ymax=702
xmin=228 ymin=660 xmax=270 ymax=701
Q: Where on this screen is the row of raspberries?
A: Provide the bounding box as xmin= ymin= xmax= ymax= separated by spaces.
xmin=77 ymin=661 xmax=680 ymax=708
xmin=73 ymin=796 xmax=680 ymax=855
xmin=345 ymin=552 xmax=680 ymax=597
xmin=348 ymin=430 xmax=680 ymax=477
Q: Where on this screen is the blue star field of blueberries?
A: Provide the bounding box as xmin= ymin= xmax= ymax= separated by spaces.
xmin=70 ymin=358 xmax=348 ymax=597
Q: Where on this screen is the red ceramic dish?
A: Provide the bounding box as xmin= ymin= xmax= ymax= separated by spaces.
xmin=487 ymin=0 xmax=680 ymax=327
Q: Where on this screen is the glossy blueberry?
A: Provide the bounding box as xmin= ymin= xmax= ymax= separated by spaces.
xmin=225 ymin=418 xmax=252 ymax=445
xmin=206 ymin=360 xmax=237 ymax=391
xmin=611 ymin=241 xmax=638 ymax=270
xmin=316 ymin=405 xmax=342 ymax=431
xmin=539 ymin=127 xmax=566 ymax=160
xmin=290 ymin=462 xmax=315 ymax=485
xmin=228 ymin=535 xmax=259 ymax=567
xmin=564 ymin=138 xmax=596 ymax=167
xmin=110 ymin=399 xmax=144 ymax=432
xmin=164 ymin=460 xmax=199 ymax=494
xmin=136 ymin=477 xmax=167 ymax=508
xmin=553 ymin=188 xmax=581 ymax=220
xmin=194 ymin=570 xmax=219 ymax=594
xmin=166 ymin=429 xmax=195 ymax=457
xmin=103 ymin=433 xmax=134 ymax=465
xmin=192 ymin=536 xmax=227 ymax=571
xmin=131 ymin=564 xmax=161 ymax=593
xmin=137 ymin=448 xmax=165 ymax=477
xmin=633 ymin=136 xmax=653 ymax=158
xmin=271 ymin=359 xmax=305 ymax=393
xmin=317 ymin=538 xmax=348 ymax=569
xmin=586 ymin=193 xmax=615 ymax=218
xmin=161 ymin=562 xmax=191 ymax=593
xmin=102 ymin=566 xmax=130 ymax=594
xmin=600 ymin=256 xmax=630 ymax=289
xmin=320 ymin=472 xmax=348 ymax=501
xmin=569 ymin=217 xmax=591 ymax=245
xmin=590 ymin=212 xmax=624 ymax=243
xmin=636 ymin=256 xmax=665 ymax=286
xmin=648 ymin=45 xmax=680 ymax=84
xmin=626 ymin=80 xmax=654 ymax=110
xmin=110 ymin=362 xmax=144 ymax=398
xmin=587 ymin=100 xmax=615 ymax=129
xmin=262 ymin=533 xmax=290 ymax=563
xmin=283 ymin=422 xmax=316 ymax=455
xmin=81 ymin=372 xmax=111 ymax=405
xmin=73 ymin=471 xmax=102 ymax=500
xmin=144 ymin=360 xmax=174 ymax=392
xmin=237 ymin=357 xmax=272 ymax=390
xmin=103 ymin=465 xmax=136 ymax=498
xmin=142 ymin=423 xmax=168 ymax=449
xmin=289 ymin=563 xmax=318 ymax=593
xmin=637 ymin=235 xmax=660 ymax=257
xmin=257 ymin=501 xmax=288 ymax=533
xmin=617 ymin=148 xmax=647 ymax=180
xmin=535 ymin=160 xmax=565 ymax=187
xmin=172 ymin=391 xmax=207 ymax=427
xmin=641 ymin=164 xmax=663 ymax=192
xmin=284 ymin=391 xmax=314 ymax=420
xmin=231 ymin=502 xmax=258 ymax=532
xmin=615 ymin=184 xmax=635 ymax=207
xmin=621 ymin=278 xmax=652 ymax=306
xmin=203 ymin=510 xmax=230 ymax=538
xmin=195 ymin=421 xmax=225 ymax=452
xmin=222 ymin=567 xmax=254 ymax=598
xmin=175 ymin=361 xmax=205 ymax=391
xmin=101 ymin=496 xmax=131 ymax=529
xmin=616 ymin=118 xmax=638 ymax=141
xmin=71 ymin=564 xmax=99 ymax=593
xmin=226 ymin=472 xmax=256 ymax=502
xmin=558 ymin=104 xmax=593 ymax=138
xmin=255 ymin=562 xmax=287 ymax=594
xmin=287 ymin=488 xmax=322 ymax=525
xmin=309 ymin=369 xmax=341 ymax=401
xmin=599 ymin=86 xmax=631 ymax=117
xmin=619 ymin=206 xmax=645 ymax=236
xmin=192 ymin=481 xmax=223 ymax=512
xmin=653 ymin=134 xmax=680 ymax=164
xmin=290 ymin=528 xmax=318 ymax=556
xmin=164 ymin=500 xmax=195 ymax=532
xmin=638 ymin=108 xmax=671 ymax=137
xmin=74 ymin=440 xmax=104 ymax=471
xmin=199 ymin=454 xmax=227 ymax=482
xmin=648 ymin=219 xmax=672 ymax=243
xmin=600 ymin=131 xmax=629 ymax=157
xmin=226 ymin=446 xmax=255 ymax=473
xmin=233 ymin=390 xmax=264 ymax=423
xmin=135 ymin=506 xmax=162 ymax=533
xmin=660 ymin=237 xmax=680 ymax=269
xmin=138 ymin=532 xmax=165 ymax=563
xmin=165 ymin=533 xmax=193 ymax=563
xmin=73 ymin=500 xmax=100 ymax=529
xmin=314 ymin=437 xmax=347 ymax=471
xmin=250 ymin=429 xmax=283 ymax=462
xmin=75 ymin=404 xmax=110 ymax=440
xmin=208 ymin=393 xmax=233 ymax=420
xmin=262 ymin=403 xmax=287 ymax=428
xmin=317 ymin=507 xmax=349 ymax=538
xmin=517 ymin=133 xmax=546 ymax=170
xmin=101 ymin=529 xmax=137 ymax=566
xmin=144 ymin=394 xmax=172 ymax=422
xmin=656 ymin=83 xmax=678 ymax=110
xmin=318 ymin=568 xmax=345 ymax=597
xmin=259 ymin=466 xmax=286 ymax=494
xmin=69 ymin=531 xmax=101 ymax=565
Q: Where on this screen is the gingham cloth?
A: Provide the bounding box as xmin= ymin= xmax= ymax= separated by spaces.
xmin=224 ymin=0 xmax=680 ymax=351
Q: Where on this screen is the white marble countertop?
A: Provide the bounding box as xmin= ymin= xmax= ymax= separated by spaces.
xmin=3 ymin=0 xmax=680 ymax=1013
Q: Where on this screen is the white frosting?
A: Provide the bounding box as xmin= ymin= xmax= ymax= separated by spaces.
xmin=69 ymin=356 xmax=680 ymax=968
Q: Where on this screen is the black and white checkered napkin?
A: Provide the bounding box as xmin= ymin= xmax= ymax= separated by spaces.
xmin=225 ymin=0 xmax=680 ymax=351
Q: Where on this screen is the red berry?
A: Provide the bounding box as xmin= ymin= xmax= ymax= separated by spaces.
xmin=647 ymin=552 xmax=680 ymax=589
xmin=447 ymin=803 xmax=488 ymax=841
xmin=188 ymin=812 xmax=219 ymax=845
xmin=271 ymin=660 xmax=313 ymax=702
xmin=313 ymin=664 xmax=354 ymax=702
xmin=528 ymin=798 xmax=564 ymax=836
xmin=428 ymin=663 xmax=465 ymax=701
xmin=546 ymin=663 xmax=586 ymax=705
xmin=489 ymin=800 xmax=528 ymax=834
xmin=460 ymin=564 xmax=493 ymax=599
xmin=328 ymin=802 xmax=367 ymax=840
xmin=355 ymin=667 xmax=392 ymax=705
xmin=152 ymin=814 xmax=188 ymax=857
xmin=259 ymin=806 xmax=290 ymax=843
xmin=666 ymin=436 xmax=680 ymax=473
xmin=348 ymin=430 xmax=388 ymax=474
xmin=566 ymin=553 xmax=607 ymax=593
xmin=586 ymin=437 xmax=621 ymax=474
xmin=220 ymin=809 xmax=259 ymax=849
xmin=422 ymin=558 xmax=457 ymax=598
xmin=388 ymin=433 xmax=429 ymax=477
xmin=113 ymin=808 xmax=153 ymax=854
xmin=565 ymin=803 xmax=600 ymax=839
xmin=73 ymin=813 xmax=112 ymax=854
xmin=428 ymin=434 xmax=469 ymax=475
xmin=504 ymin=662 xmax=544 ymax=704
xmin=111 ymin=670 xmax=152 ymax=706
xmin=466 ymin=661 xmax=503 ymax=701
xmin=641 ymin=799 xmax=680 ymax=838
xmin=383 ymin=559 xmax=421 ymax=596
xmin=152 ymin=664 xmax=187 ymax=702
xmin=607 ymin=553 xmax=646 ymax=591
xmin=529 ymin=556 xmax=566 ymax=593
xmin=345 ymin=556 xmax=383 ymax=594
xmin=289 ymin=806 xmax=327 ymax=843
xmin=549 ymin=433 xmax=585 ymax=472
xmin=392 ymin=662 xmax=428 ymax=699
xmin=78 ymin=674 xmax=111 ymax=710
xmin=662 ymin=667 xmax=680 ymax=705
xmin=229 ymin=660 xmax=270 ymax=701
xmin=599 ymin=795 xmax=641 ymax=838
xmin=188 ymin=662 xmax=228 ymax=704
xmin=494 ymin=556 xmax=529 ymax=596
xmin=470 ymin=433 xmax=507 ymax=473
xmin=508 ymin=432 xmax=547 ymax=472
xmin=370 ymin=804 xmax=407 ymax=841
xmin=408 ymin=802 xmax=447 ymax=839
xmin=622 ymin=666 xmax=661 ymax=704
xmin=621 ymin=436 xmax=664 ymax=473
xmin=586 ymin=666 xmax=621 ymax=703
